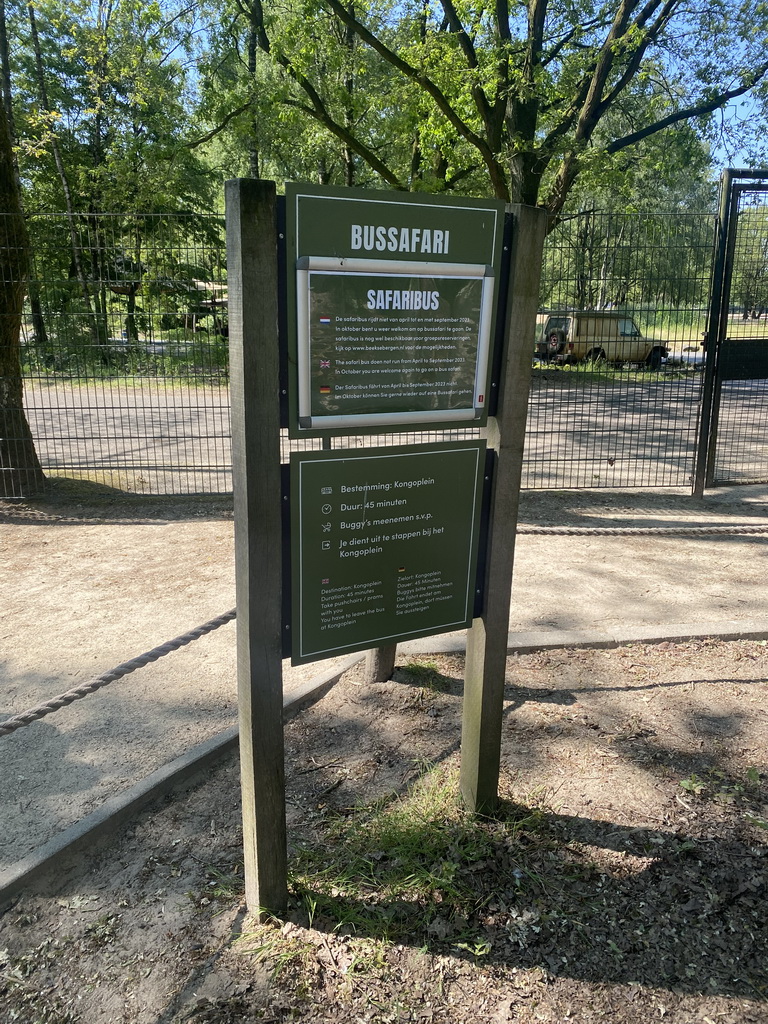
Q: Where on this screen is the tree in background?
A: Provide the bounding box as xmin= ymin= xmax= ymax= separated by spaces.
xmin=194 ymin=0 xmax=405 ymax=189
xmin=538 ymin=104 xmax=718 ymax=315
xmin=194 ymin=0 xmax=768 ymax=217
xmin=5 ymin=0 xmax=767 ymax=214
xmin=8 ymin=0 xmax=214 ymax=213
xmin=0 ymin=96 xmax=44 ymax=495
xmin=730 ymin=207 xmax=768 ymax=319
xmin=5 ymin=0 xmax=219 ymax=362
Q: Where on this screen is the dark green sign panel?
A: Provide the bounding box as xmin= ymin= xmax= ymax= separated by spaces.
xmin=290 ymin=441 xmax=486 ymax=665
xmin=291 ymin=185 xmax=501 ymax=265
xmin=287 ymin=184 xmax=505 ymax=435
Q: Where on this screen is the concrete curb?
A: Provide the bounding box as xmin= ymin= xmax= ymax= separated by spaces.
xmin=3 ymin=623 xmax=768 ymax=908
xmin=0 ymin=653 xmax=363 ymax=909
xmin=0 ymin=726 xmax=240 ymax=911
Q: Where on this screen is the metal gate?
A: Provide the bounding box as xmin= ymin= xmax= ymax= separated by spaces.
xmin=695 ymin=170 xmax=768 ymax=491
xmin=529 ymin=209 xmax=714 ymax=490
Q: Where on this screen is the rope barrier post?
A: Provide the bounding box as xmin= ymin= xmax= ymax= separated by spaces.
xmin=226 ymin=178 xmax=287 ymax=918
xmin=460 ymin=204 xmax=548 ymax=815
xmin=364 ymin=644 xmax=397 ymax=683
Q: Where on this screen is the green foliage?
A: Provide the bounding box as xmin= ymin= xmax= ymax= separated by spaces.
xmin=10 ymin=0 xmax=215 ymax=214
xmin=531 ymin=360 xmax=695 ymax=385
xmin=192 ymin=0 xmax=768 ymax=210
xmin=20 ymin=212 xmax=228 ymax=382
xmin=397 ymin=659 xmax=452 ymax=692
xmin=728 ymin=206 xmax=768 ymax=317
xmin=6 ymin=0 xmax=768 ymax=213
xmin=237 ymin=924 xmax=315 ymax=980
xmin=539 ymin=209 xmax=715 ymax=317
xmin=203 ymin=865 xmax=244 ymax=901
xmin=679 ymin=773 xmax=707 ymax=796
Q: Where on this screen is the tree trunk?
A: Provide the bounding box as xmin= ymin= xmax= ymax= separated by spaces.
xmin=28 ymin=2 xmax=101 ymax=348
xmin=0 ymin=0 xmax=13 ymax=133
xmin=1 ymin=0 xmax=49 ymax=357
xmin=124 ymin=227 xmax=143 ymax=344
xmin=598 ymin=221 xmax=625 ymax=310
xmin=247 ymin=9 xmax=261 ymax=178
xmin=28 ymin=281 xmax=49 ymax=352
xmin=342 ymin=3 xmax=355 ymax=187
xmin=0 ymin=100 xmax=44 ymax=496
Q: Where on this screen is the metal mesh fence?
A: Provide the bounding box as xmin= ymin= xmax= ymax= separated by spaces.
xmin=2 ymin=208 xmax=727 ymax=496
xmin=18 ymin=213 xmax=231 ymax=494
xmin=527 ymin=211 xmax=715 ymax=489
xmin=711 ymin=186 xmax=768 ymax=485
xmin=713 ymin=381 xmax=768 ymax=484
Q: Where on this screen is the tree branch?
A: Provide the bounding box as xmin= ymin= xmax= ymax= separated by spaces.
xmin=494 ymin=0 xmax=510 ymax=44
xmin=541 ymin=14 xmax=612 ymax=69
xmin=504 ymin=0 xmax=549 ymax=202
xmin=281 ymin=98 xmax=406 ymax=188
xmin=605 ymin=64 xmax=768 ymax=154
xmin=443 ymin=163 xmax=479 ymax=189
xmin=322 ymin=0 xmax=510 ymax=198
xmin=437 ymin=0 xmax=480 ymax=70
xmin=599 ymin=0 xmax=677 ymax=115
xmin=573 ymin=0 xmax=647 ymax=143
xmin=185 ymin=100 xmax=254 ymax=149
xmin=543 ymin=50 xmax=768 ymax=220
xmin=243 ymin=0 xmax=404 ymax=187
xmin=539 ymin=1 xmax=658 ymax=162
xmin=437 ymin=0 xmax=498 ymax=144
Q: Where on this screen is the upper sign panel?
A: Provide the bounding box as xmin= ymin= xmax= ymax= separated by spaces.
xmin=286 ymin=185 xmax=506 ymax=435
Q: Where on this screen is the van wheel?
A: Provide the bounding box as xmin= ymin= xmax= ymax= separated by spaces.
xmin=646 ymin=347 xmax=664 ymax=371
xmin=585 ymin=348 xmax=605 ymax=364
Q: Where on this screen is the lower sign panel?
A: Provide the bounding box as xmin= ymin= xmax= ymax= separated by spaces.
xmin=290 ymin=441 xmax=486 ymax=665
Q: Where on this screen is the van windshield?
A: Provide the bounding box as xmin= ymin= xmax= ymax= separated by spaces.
xmin=618 ymin=318 xmax=640 ymax=337
xmin=547 ymin=316 xmax=570 ymax=332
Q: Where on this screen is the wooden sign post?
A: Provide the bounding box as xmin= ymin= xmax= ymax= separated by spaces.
xmin=460 ymin=204 xmax=547 ymax=814
xmin=226 ymin=179 xmax=288 ymax=916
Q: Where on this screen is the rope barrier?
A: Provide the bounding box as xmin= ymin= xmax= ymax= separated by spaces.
xmin=0 ymin=609 xmax=236 ymax=738
xmin=517 ymin=524 xmax=768 ymax=536
xmin=2 ymin=519 xmax=767 ymax=738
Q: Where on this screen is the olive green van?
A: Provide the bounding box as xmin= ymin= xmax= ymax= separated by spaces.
xmin=535 ymin=312 xmax=668 ymax=369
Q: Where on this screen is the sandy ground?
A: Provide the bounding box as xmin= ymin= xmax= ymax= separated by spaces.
xmin=1 ymin=481 xmax=768 ymax=873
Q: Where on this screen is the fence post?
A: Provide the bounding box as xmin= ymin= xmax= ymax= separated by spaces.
xmin=226 ymin=178 xmax=287 ymax=916
xmin=460 ymin=203 xmax=547 ymax=815
xmin=694 ymin=169 xmax=734 ymax=497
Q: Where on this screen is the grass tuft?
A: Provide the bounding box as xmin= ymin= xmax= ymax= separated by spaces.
xmin=289 ymin=762 xmax=544 ymax=944
xmin=395 ymin=659 xmax=453 ymax=693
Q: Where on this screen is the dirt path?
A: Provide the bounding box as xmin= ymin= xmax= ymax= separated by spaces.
xmin=2 ymin=481 xmax=768 ymax=873
xmin=1 ymin=640 xmax=767 ymax=1023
